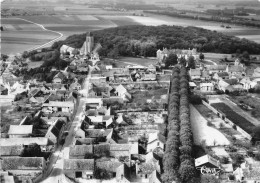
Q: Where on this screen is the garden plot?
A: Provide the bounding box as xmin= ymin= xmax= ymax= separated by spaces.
xmin=190 ymin=105 xmax=230 ymax=146
xmin=123 ymin=112 xmax=165 ymax=125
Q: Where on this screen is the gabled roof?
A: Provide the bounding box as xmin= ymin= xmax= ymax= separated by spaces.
xmin=110 ymin=144 xmax=130 ymax=151
xmin=0 ymin=137 xmax=52 ymax=146
xmin=69 ymin=145 xmax=93 ymax=157
xmin=115 ymin=84 xmax=127 ymax=94
xmin=0 ymin=146 xmax=23 ymax=156
xmin=64 ymin=159 xmax=94 ymax=170
xmin=53 ymin=72 xmax=66 ymax=80
xmin=1 ymin=157 xmax=45 ymax=170
xmin=8 ymin=125 xmax=33 ymax=135
xmin=200 ymin=83 xmax=213 ymax=87
xmin=216 ymin=72 xmax=229 ymax=77
xmin=227 ymin=65 xmax=244 ymax=73
xmin=223 ymin=79 xmax=239 ymax=85
xmin=189 ymin=69 xmax=201 ymax=76
xmin=42 ymin=101 xmax=74 ymax=108
xmin=207 ymin=65 xmax=227 ymax=71
xmin=195 ymin=154 xmax=219 ymax=168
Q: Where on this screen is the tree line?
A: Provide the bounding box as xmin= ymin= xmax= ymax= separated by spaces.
xmin=51 ymin=25 xmax=260 ymax=59
xmin=162 ymin=67 xmax=197 ymax=183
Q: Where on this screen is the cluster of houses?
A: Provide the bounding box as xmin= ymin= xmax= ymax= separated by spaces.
xmin=189 ymin=59 xmax=260 ymax=93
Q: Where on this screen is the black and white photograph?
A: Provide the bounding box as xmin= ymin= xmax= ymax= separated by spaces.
xmin=1 ymin=0 xmax=260 ymax=182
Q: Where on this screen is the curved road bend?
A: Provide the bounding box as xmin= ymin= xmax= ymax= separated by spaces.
xmin=10 ymin=18 xmax=64 ymax=52
xmin=40 ymin=71 xmax=91 ymax=183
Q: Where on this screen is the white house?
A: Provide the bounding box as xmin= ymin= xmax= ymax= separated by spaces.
xmin=42 ymin=101 xmax=74 ymax=113
xmin=146 ymin=133 xmax=165 ymax=153
xmin=115 ymin=84 xmax=131 ymax=101
xmin=200 ymin=83 xmax=214 ymax=92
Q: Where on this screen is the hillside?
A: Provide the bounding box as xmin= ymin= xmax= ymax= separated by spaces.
xmin=52 ymin=25 xmax=260 ymax=57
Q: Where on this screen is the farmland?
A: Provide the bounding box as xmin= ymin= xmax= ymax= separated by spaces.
xmin=1 ymin=18 xmax=60 ymax=54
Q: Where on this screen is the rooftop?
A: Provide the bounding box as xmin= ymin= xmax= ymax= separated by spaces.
xmin=0 ymin=137 xmax=52 ymax=146
xmin=64 ymin=159 xmax=94 ymax=170
xmin=1 ymin=157 xmax=45 ymax=170
xmin=8 ymin=125 xmax=33 ymax=135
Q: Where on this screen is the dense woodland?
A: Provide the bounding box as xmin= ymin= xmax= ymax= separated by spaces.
xmin=52 ymin=25 xmax=260 ymax=58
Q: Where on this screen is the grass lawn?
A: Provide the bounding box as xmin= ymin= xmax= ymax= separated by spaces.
xmin=27 ymin=61 xmax=44 ymax=69
xmin=116 ymin=57 xmax=157 ymax=67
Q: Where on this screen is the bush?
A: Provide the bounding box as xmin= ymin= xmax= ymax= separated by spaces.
xmin=254 ymin=152 xmax=260 ymax=161
xmin=201 ymin=175 xmax=220 ymax=183
xmin=220 ymin=156 xmax=229 ymax=164
xmin=93 ymin=168 xmax=113 ymax=180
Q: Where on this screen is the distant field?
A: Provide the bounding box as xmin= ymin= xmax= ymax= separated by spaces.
xmin=117 ymin=57 xmax=157 ymax=67
xmin=1 ymin=18 xmax=59 ymax=54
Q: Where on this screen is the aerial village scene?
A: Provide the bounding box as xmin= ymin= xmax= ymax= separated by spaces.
xmin=1 ymin=0 xmax=260 ymax=183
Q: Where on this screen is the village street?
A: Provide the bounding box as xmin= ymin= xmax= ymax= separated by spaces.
xmin=40 ymin=71 xmax=91 ymax=183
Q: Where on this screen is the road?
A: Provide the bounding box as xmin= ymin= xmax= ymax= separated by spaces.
xmin=10 ymin=18 xmax=64 ymax=52
xmin=40 ymin=71 xmax=91 ymax=183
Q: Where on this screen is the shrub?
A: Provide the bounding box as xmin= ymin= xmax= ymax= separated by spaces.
xmin=254 ymin=152 xmax=260 ymax=161
xmin=207 ymin=121 xmax=213 ymax=126
xmin=220 ymin=156 xmax=229 ymax=164
xmin=93 ymin=168 xmax=113 ymax=180
xmin=201 ymin=175 xmax=220 ymax=183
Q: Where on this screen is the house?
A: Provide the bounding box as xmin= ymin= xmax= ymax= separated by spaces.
xmin=69 ymin=145 xmax=93 ymax=159
xmin=142 ymin=73 xmax=157 ymax=81
xmin=195 ymin=154 xmax=221 ymax=174
xmin=0 ymin=137 xmax=54 ymax=152
xmin=114 ymin=84 xmax=131 ymax=102
xmin=42 ymin=101 xmax=74 ymax=113
xmin=105 ymin=65 xmax=113 ymax=70
xmin=83 ymin=129 xmax=114 ymax=143
xmin=52 ymin=72 xmax=67 ymax=84
xmin=8 ymin=125 xmax=33 ymax=138
xmin=41 ymin=117 xmax=68 ymax=125
xmin=45 ymin=120 xmax=65 ymax=144
xmin=189 ymin=69 xmax=201 ymax=80
xmin=0 ymin=157 xmax=46 ymax=180
xmin=89 ymin=84 xmax=111 ymax=98
xmin=252 ymin=67 xmax=260 ymax=78
xmin=233 ymin=160 xmax=260 ymax=182
xmin=86 ymin=115 xmax=114 ymax=128
xmin=147 ymin=133 xmax=165 ymax=152
xmin=226 ymin=65 xmax=246 ymax=78
xmin=200 ymin=83 xmax=214 ymax=92
xmin=240 ymin=77 xmax=258 ymax=90
xmin=201 ymin=70 xmax=211 ymax=81
xmin=213 ymin=72 xmax=229 ymax=81
xmin=114 ymin=74 xmax=132 ymax=82
xmin=63 ymin=159 xmax=94 ymax=179
xmin=70 ymin=82 xmax=81 ymax=91
xmin=60 ymin=45 xmax=77 ymax=56
xmin=189 ymin=82 xmax=197 ymax=90
xmin=0 ymin=146 xmax=23 ymax=157
xmin=218 ymin=79 xmax=243 ymax=92
xmin=89 ymin=76 xmax=106 ymax=84
xmin=110 ymin=144 xmax=138 ymax=158
xmin=85 ymin=98 xmax=103 ymax=109
xmin=95 ymin=159 xmax=127 ymax=181
xmin=136 ymin=162 xmax=159 ymax=181
xmin=207 ymin=65 xmax=227 ymax=74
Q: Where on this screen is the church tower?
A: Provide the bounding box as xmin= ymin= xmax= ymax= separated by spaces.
xmin=85 ymin=32 xmax=94 ymax=55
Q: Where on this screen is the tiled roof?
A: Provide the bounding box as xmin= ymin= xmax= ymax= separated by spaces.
xmin=1 ymin=157 xmax=45 ymax=170
xmin=85 ymin=129 xmax=112 ymax=138
xmin=110 ymin=144 xmax=130 ymax=151
xmin=216 ymin=72 xmax=229 ymax=77
xmin=69 ymin=145 xmax=93 ymax=157
xmin=207 ymin=65 xmax=227 ymax=70
xmin=0 ymin=146 xmax=23 ymax=156
xmin=0 ymin=137 xmax=52 ymax=146
xmin=195 ymin=155 xmax=219 ymax=168
xmin=42 ymin=101 xmax=74 ymax=108
xmin=64 ymin=159 xmax=94 ymax=170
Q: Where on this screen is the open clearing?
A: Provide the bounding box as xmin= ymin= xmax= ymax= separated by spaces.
xmin=190 ymin=104 xmax=230 ymax=146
